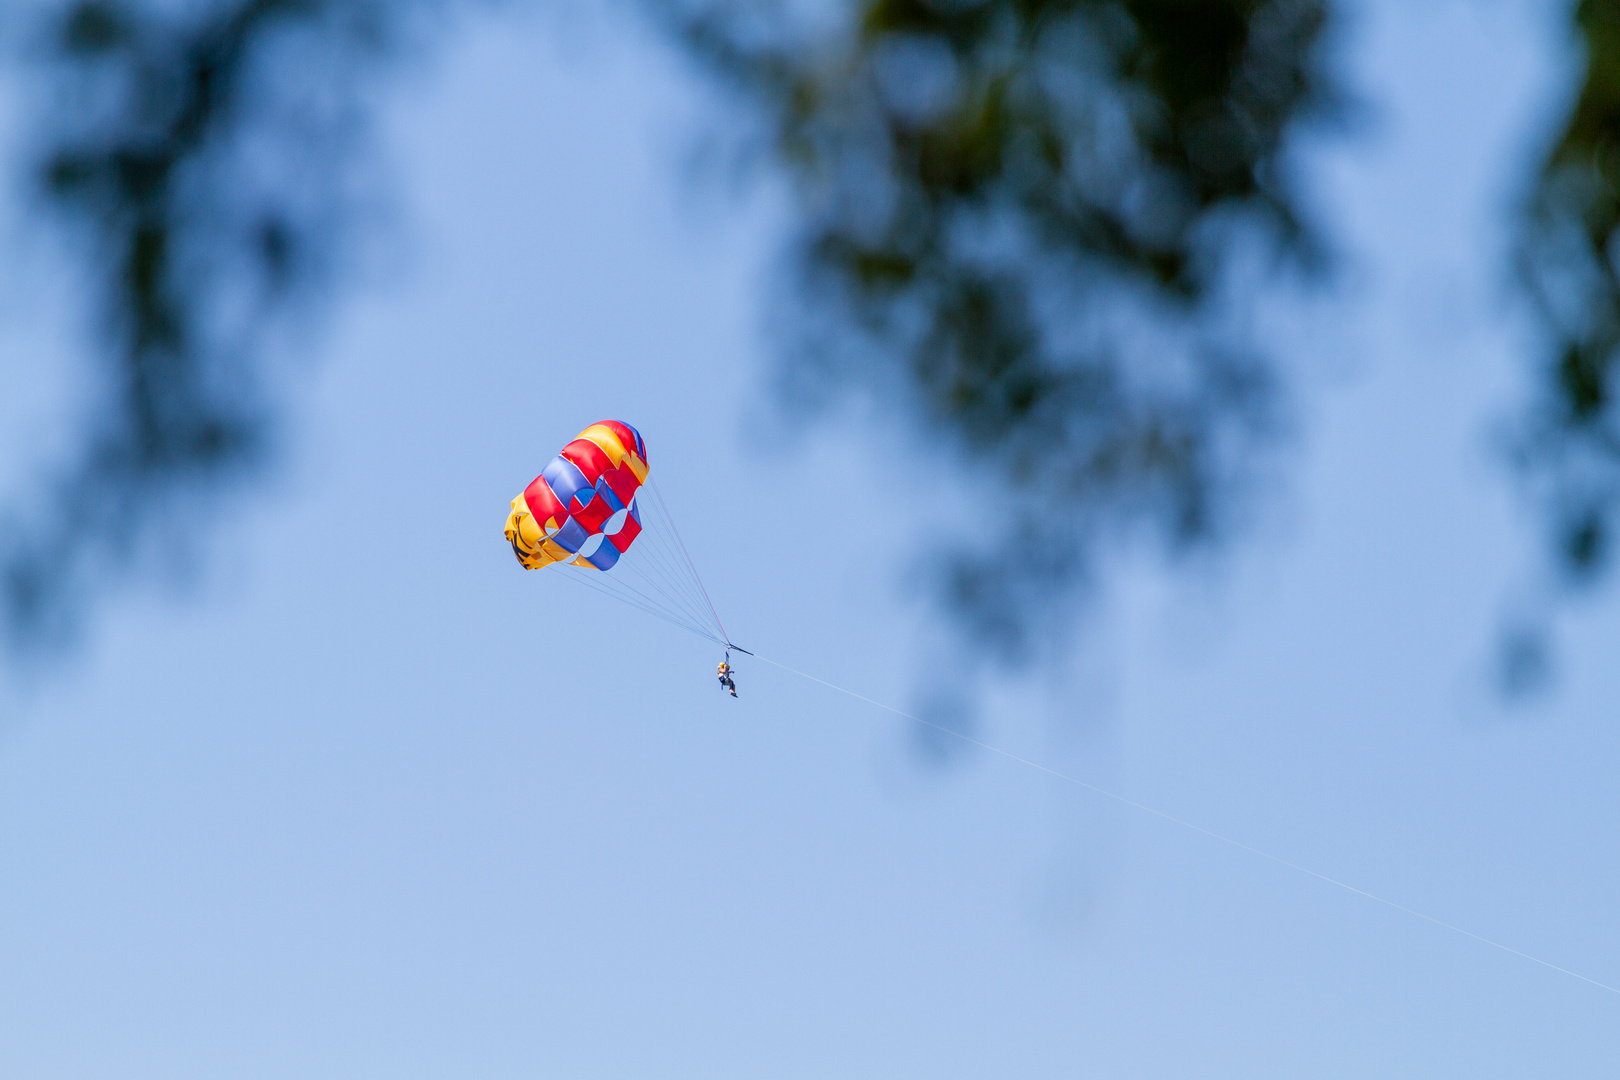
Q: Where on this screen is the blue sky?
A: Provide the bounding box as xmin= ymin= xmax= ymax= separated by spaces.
xmin=0 ymin=1 xmax=1617 ymax=1076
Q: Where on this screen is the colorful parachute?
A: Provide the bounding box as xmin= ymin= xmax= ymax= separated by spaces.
xmin=507 ymin=420 xmax=736 ymax=648
xmin=506 ymin=420 xmax=649 ymax=571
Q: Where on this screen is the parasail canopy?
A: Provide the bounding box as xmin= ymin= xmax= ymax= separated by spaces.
xmin=506 ymin=420 xmax=733 ymax=647
xmin=506 ymin=420 xmax=649 ymax=572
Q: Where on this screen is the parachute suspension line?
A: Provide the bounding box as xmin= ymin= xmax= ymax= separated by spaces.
xmin=647 ymin=479 xmax=730 ymax=645
xmin=613 ymin=558 xmax=686 ymax=618
xmin=554 ymin=564 xmax=710 ymax=639
xmin=600 ymin=486 xmax=711 ymax=629
xmin=624 ymin=520 xmax=719 ymax=641
xmin=748 ymin=651 xmax=1620 ymax=999
xmin=555 ymin=535 xmax=714 ymax=639
xmin=615 ymin=541 xmax=711 ymax=631
xmin=536 ymin=483 xmax=732 ymax=650
xmin=551 ymin=565 xmax=724 ymax=646
xmin=512 ymin=419 xmax=734 ymax=649
xmin=553 ymin=528 xmax=721 ymax=644
xmin=590 ymin=546 xmax=720 ymax=643
xmin=627 ymin=505 xmax=716 ymax=635
xmin=634 ymin=486 xmax=720 ymax=640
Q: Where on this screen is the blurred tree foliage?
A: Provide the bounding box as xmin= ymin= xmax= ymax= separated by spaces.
xmin=662 ymin=0 xmax=1337 ymax=654
xmin=6 ymin=0 xmax=1620 ymax=668
xmin=3 ymin=0 xmax=430 ymax=649
xmin=1520 ymin=0 xmax=1620 ymax=587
